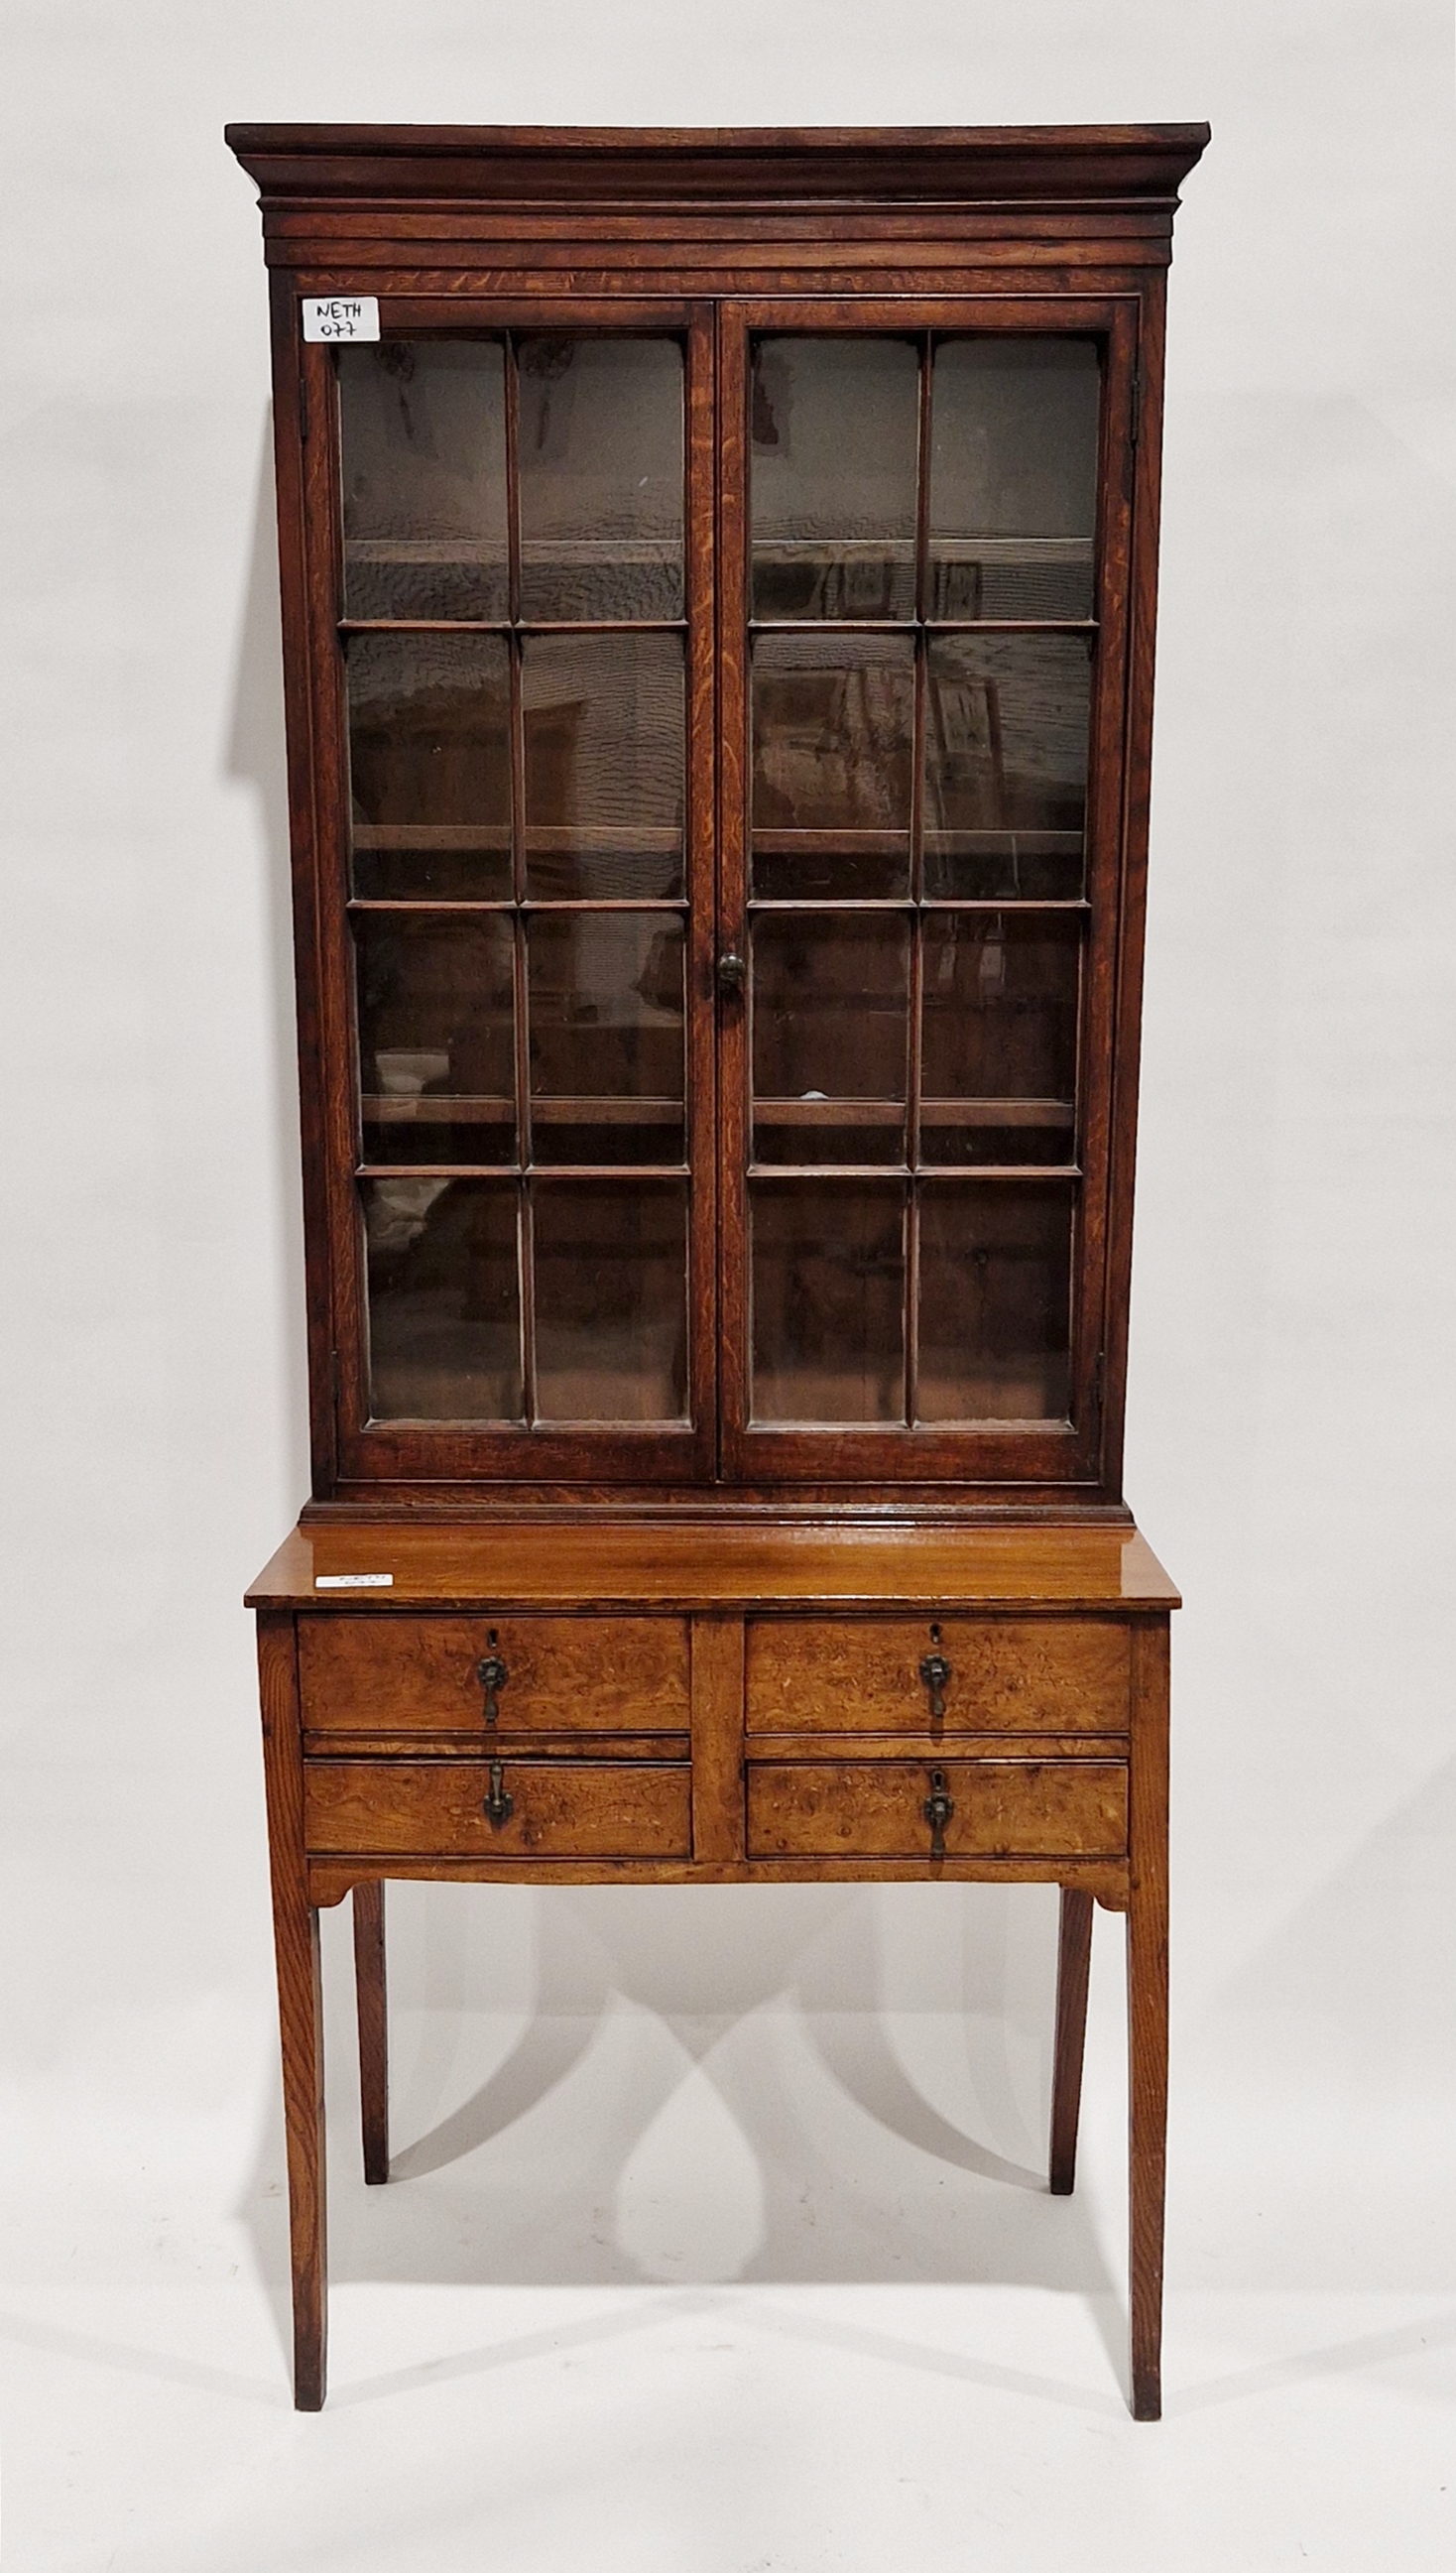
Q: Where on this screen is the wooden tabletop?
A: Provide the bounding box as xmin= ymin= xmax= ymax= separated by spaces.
xmin=248 ymin=1519 xmax=1179 ymax=1614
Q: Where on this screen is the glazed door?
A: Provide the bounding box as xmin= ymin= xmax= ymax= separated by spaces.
xmin=716 ymin=302 xmax=1138 ymax=1486
xmin=319 ymin=306 xmax=718 ymax=1485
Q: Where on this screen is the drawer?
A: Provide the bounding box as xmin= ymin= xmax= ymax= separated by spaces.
xmin=746 ymin=1759 xmax=1128 ymax=1861
xmin=745 ymin=1618 xmax=1130 ymax=1735
xmin=299 ymin=1615 xmax=690 ymax=1738
xmin=304 ymin=1758 xmax=691 ymax=1860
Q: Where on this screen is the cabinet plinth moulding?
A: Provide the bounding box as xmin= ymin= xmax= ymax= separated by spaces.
xmin=232 ymin=119 xmax=1206 ymax=2415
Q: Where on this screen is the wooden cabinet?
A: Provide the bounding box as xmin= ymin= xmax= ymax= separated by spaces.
xmin=232 ymin=120 xmax=1206 ymax=2417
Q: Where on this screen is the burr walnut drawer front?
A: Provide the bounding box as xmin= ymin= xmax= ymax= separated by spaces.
xmin=745 ymin=1618 xmax=1132 ymax=1735
xmin=303 ymin=1758 xmax=691 ymax=1860
xmin=746 ymin=1759 xmax=1129 ymax=1862
xmin=299 ymin=1616 xmax=690 ymax=1738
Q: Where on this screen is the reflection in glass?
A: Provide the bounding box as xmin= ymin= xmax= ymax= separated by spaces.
xmin=920 ymin=915 xmax=1079 ymax=1165
xmin=356 ymin=916 xmax=515 ymax=1166
xmin=923 ymin=635 xmax=1091 ymax=900
xmin=753 ymin=916 xmax=908 ymax=1166
xmin=928 ymin=338 xmax=1100 ymax=621
xmin=533 ymin=1181 xmax=687 ymax=1420
xmin=752 ymin=632 xmax=914 ymax=899
xmin=364 ymin=1177 xmax=522 ymax=1420
xmin=523 ymin=635 xmax=683 ymax=897
xmin=916 ymin=1183 xmax=1072 ymax=1421
xmin=339 ymin=340 xmax=509 ymax=621
xmin=752 ymin=1182 xmax=906 ymax=1423
xmin=518 ymin=336 xmax=684 ymax=621
xmin=751 ymin=337 xmax=919 ymax=620
xmin=530 ymin=914 xmax=684 ymax=1164
xmin=348 ymin=634 xmax=512 ymax=899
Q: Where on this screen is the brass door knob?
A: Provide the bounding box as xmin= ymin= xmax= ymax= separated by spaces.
xmin=716 ymin=950 xmax=748 ymax=996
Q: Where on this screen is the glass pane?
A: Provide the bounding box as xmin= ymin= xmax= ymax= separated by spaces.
xmin=920 ymin=915 xmax=1079 ymax=1165
xmin=752 ymin=632 xmax=913 ymax=898
xmin=339 ymin=340 xmax=508 ymax=621
xmin=529 ymin=914 xmax=684 ymax=1165
xmin=523 ymin=634 xmax=683 ymax=898
xmin=518 ymin=336 xmax=684 ymax=622
xmin=364 ymin=1177 xmax=522 ymax=1420
xmin=916 ymin=1182 xmax=1072 ymax=1421
xmin=928 ymin=338 xmax=1099 ymax=621
xmin=751 ymin=337 xmax=918 ymax=620
xmin=347 ymin=634 xmax=512 ymax=900
xmin=533 ymin=1181 xmax=687 ymax=1420
xmin=752 ymin=1182 xmax=906 ymax=1423
xmin=753 ymin=916 xmax=908 ymax=1166
xmin=923 ymin=635 xmax=1092 ymax=900
xmin=356 ymin=915 xmax=515 ymax=1166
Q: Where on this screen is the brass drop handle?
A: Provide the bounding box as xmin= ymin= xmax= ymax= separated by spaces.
xmin=476 ymin=1652 xmax=508 ymax=1725
xmin=483 ymin=1759 xmax=514 ymax=1830
xmin=922 ymin=1767 xmax=954 ymax=1859
xmin=716 ymin=950 xmax=748 ymax=997
xmin=918 ymin=1650 xmax=952 ymax=1722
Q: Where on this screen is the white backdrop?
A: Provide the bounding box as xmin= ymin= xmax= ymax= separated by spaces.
xmin=2 ymin=6 xmax=1454 ymax=2567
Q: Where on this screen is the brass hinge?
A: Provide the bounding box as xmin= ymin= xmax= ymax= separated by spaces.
xmin=1130 ymin=361 xmax=1143 ymax=450
xmin=1092 ymin=1349 xmax=1106 ymax=1418
xmin=330 ymin=1347 xmax=340 ymax=1412
xmin=299 ymin=365 xmax=310 ymax=444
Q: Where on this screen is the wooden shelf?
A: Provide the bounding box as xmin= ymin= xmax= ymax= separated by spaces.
xmin=352 ymin=824 xmax=683 ymax=854
xmin=754 ymin=1100 xmax=1072 ymax=1128
xmin=363 ymin=1096 xmax=683 ymax=1126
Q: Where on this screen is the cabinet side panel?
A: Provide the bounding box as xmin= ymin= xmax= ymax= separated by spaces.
xmin=267 ymin=272 xmax=338 ymax=1495
xmin=1102 ymin=275 xmax=1169 ymax=1497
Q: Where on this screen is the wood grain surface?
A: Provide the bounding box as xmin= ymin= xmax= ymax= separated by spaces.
xmin=1048 ymin=1887 xmax=1094 ymax=2194
xmin=745 ymin=1616 xmax=1132 ymax=1734
xmin=746 ymin=1758 xmax=1128 ymax=1861
xmin=300 ymin=1613 xmax=690 ymax=1734
xmin=304 ymin=1757 xmax=692 ymax=1859
xmin=233 ymin=117 xmax=1198 ymax=2420
xmin=1127 ymin=1618 xmax=1170 ymax=2419
xmin=257 ymin=1612 xmax=327 ymax=2409
xmin=350 ymin=1880 xmax=389 ymax=2184
xmin=251 ymin=1522 xmax=1180 ymax=1611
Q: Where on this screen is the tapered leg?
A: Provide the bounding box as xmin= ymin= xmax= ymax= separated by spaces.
xmin=1048 ymin=1887 xmax=1094 ymax=2194
xmin=353 ymin=1880 xmax=390 ymax=2184
xmin=258 ymin=1613 xmax=327 ymax=2410
xmin=1127 ymin=1620 xmax=1170 ymax=2421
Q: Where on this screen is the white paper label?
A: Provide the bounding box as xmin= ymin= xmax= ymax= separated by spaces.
xmin=302 ymin=296 xmax=380 ymax=343
xmin=314 ymin=1572 xmax=394 ymax=1590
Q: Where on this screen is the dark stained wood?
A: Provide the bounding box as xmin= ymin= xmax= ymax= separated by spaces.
xmin=226 ymin=124 xmax=1211 ymax=219
xmin=746 ymin=1759 xmax=1128 ymax=1862
xmin=257 ymin=1612 xmax=326 ymax=2408
xmin=1048 ymin=1887 xmax=1094 ymax=2194
xmin=745 ymin=1616 xmax=1132 ymax=1734
xmin=265 ymin=277 xmax=336 ymax=1499
xmin=305 ymin=1757 xmax=692 ymax=1860
xmin=351 ymin=1880 xmax=390 ymax=2184
xmin=236 ymin=123 xmax=1199 ymax=2418
xmin=1101 ymin=273 xmax=1169 ymax=1499
xmin=299 ymin=1613 xmax=690 ymax=1734
xmin=685 ymin=306 xmax=720 ymax=1462
xmin=1127 ymin=1616 xmax=1170 ymax=2418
